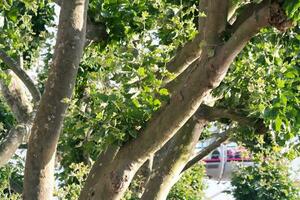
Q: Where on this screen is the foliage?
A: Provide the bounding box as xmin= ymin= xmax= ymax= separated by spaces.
xmin=0 ymin=0 xmax=299 ymax=199
xmin=213 ymin=26 xmax=300 ymax=153
xmin=0 ymin=161 xmax=23 ymax=200
xmin=0 ymin=0 xmax=54 ymax=69
xmin=54 ymin=163 xmax=90 ymax=200
xmin=283 ymin=0 xmax=300 ymax=23
xmin=167 ymin=164 xmax=206 ymax=200
xmin=58 ymin=0 xmax=198 ymax=171
xmin=122 ymin=173 xmax=147 ymax=200
xmin=231 ymin=153 xmax=300 ymax=200
xmin=0 ymin=97 xmax=15 ymax=140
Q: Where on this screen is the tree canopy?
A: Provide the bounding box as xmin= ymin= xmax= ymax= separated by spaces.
xmin=0 ymin=0 xmax=299 ymax=199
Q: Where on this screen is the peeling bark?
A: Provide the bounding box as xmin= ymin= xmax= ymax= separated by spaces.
xmin=23 ymin=0 xmax=88 ymax=199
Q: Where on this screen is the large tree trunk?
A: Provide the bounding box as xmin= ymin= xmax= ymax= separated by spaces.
xmin=23 ymin=0 xmax=88 ymax=199
xmin=141 ymin=118 xmax=207 ymax=200
xmin=79 ymin=1 xmax=275 ymax=199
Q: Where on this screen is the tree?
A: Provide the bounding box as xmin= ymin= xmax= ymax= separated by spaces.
xmin=0 ymin=0 xmax=299 ymax=200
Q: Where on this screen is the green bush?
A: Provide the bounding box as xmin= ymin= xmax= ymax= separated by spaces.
xmin=231 ymin=154 xmax=300 ymax=200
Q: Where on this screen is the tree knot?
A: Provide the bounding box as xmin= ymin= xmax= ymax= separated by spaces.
xmin=269 ymin=3 xmax=293 ymax=32
xmin=110 ymin=171 xmax=128 ymax=192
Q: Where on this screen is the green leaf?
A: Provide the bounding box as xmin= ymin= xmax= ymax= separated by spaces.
xmin=153 ymin=99 xmax=161 ymax=107
xmin=137 ymin=67 xmax=146 ymax=77
xmin=276 ymin=79 xmax=285 ymax=88
xmin=159 ymin=88 xmax=169 ymax=96
xmin=275 ymin=116 xmax=282 ymax=132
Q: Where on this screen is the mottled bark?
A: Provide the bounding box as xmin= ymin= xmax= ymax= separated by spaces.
xmin=23 ymin=0 xmax=88 ymax=199
xmin=141 ymin=118 xmax=207 ymax=200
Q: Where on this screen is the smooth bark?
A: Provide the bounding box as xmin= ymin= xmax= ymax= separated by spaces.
xmin=23 ymin=0 xmax=88 ymax=199
xmin=54 ymin=0 xmax=108 ymax=45
xmin=0 ymin=72 xmax=32 ymax=123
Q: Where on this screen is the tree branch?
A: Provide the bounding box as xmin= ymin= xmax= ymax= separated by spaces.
xmin=0 ymin=50 xmax=41 ymax=103
xmin=205 ymin=0 xmax=271 ymax=89
xmin=196 ymin=104 xmax=266 ymax=131
xmin=0 ymin=124 xmax=30 ymax=167
xmin=80 ymin=1 xmax=290 ymax=198
xmin=141 ymin=118 xmax=207 ymax=199
xmin=181 ymin=104 xmax=269 ymax=172
xmin=228 ymin=2 xmax=259 ymax=34
xmin=164 ymin=0 xmax=229 ymax=84
xmin=0 ymin=72 xmax=33 ymax=167
xmin=0 ymin=77 xmax=31 ymax=122
xmin=182 ymin=129 xmax=231 ymax=172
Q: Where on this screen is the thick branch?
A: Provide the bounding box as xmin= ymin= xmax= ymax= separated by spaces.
xmin=0 ymin=51 xmax=41 ymax=103
xmin=167 ymin=0 xmax=272 ymax=96
xmin=164 ymin=0 xmax=228 ymax=83
xmin=141 ymin=118 xmax=207 ymax=200
xmin=197 ymin=104 xmax=265 ymax=130
xmin=205 ymin=0 xmax=271 ymax=90
xmin=0 ymin=72 xmax=33 ymax=167
xmin=204 ymin=0 xmax=228 ymax=44
xmin=0 ymin=74 xmax=31 ymax=122
xmin=0 ymin=124 xmax=29 ymax=167
xmin=23 ymin=0 xmax=88 ymax=199
xmin=80 ymin=1 xmax=281 ymax=199
xmin=228 ymin=2 xmax=259 ymax=34
xmin=163 ymin=0 xmax=208 ymax=80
